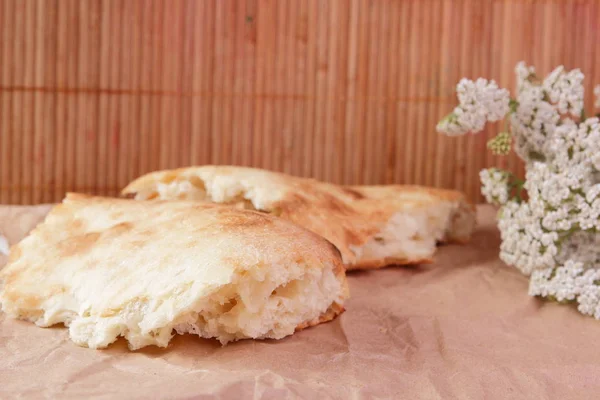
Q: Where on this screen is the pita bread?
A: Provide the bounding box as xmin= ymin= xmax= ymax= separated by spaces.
xmin=122 ymin=166 xmax=476 ymax=270
xmin=0 ymin=194 xmax=348 ymax=350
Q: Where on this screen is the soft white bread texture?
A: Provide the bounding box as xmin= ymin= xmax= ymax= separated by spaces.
xmin=122 ymin=166 xmax=476 ymax=270
xmin=0 ymin=194 xmax=348 ymax=350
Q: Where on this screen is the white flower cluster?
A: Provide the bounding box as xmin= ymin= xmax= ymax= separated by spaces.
xmin=542 ymin=66 xmax=585 ymax=117
xmin=529 ymin=261 xmax=600 ymax=318
xmin=437 ymin=78 xmax=510 ymax=136
xmin=500 ymin=117 xmax=600 ymax=311
xmin=479 ymin=168 xmax=510 ymax=205
xmin=555 ymin=232 xmax=600 ymax=267
xmin=515 ymin=61 xmax=536 ymax=92
xmin=510 ymin=86 xmax=560 ymax=162
xmin=497 ymin=199 xmax=558 ymax=275
xmin=439 ymin=62 xmax=600 ymax=319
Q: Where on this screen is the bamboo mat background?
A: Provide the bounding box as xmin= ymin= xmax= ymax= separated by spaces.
xmin=0 ymin=0 xmax=599 ymax=204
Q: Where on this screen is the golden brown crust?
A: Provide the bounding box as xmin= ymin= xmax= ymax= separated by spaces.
xmin=122 ymin=166 xmax=476 ymax=270
xmin=295 ymin=302 xmax=345 ymax=332
xmin=347 ymin=257 xmax=434 ymax=271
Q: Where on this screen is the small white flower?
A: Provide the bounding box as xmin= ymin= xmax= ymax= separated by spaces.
xmin=530 ymin=259 xmax=600 ymax=319
xmin=578 ymin=287 xmax=600 ymax=318
xmin=586 ymin=185 xmax=600 ymax=203
xmin=497 ymin=201 xmax=556 ymax=275
xmin=529 ymin=261 xmax=584 ymax=301
xmin=436 ymin=114 xmax=470 ymax=136
xmin=437 ymin=78 xmax=510 ymax=136
xmin=454 ymin=104 xmax=487 ymax=133
xmin=480 ymin=168 xmax=511 ymax=205
xmin=543 ymin=66 xmax=585 ymax=117
xmin=515 ymin=61 xmax=536 ymax=92
xmin=510 ymin=86 xmax=560 ymax=161
xmin=541 ymin=207 xmax=571 ymax=232
xmin=457 ymin=78 xmax=511 ymax=123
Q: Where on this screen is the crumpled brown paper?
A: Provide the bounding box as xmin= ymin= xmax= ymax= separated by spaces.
xmin=1 ymin=205 xmax=599 ymax=399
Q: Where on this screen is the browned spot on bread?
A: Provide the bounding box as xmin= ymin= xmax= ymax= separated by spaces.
xmin=222 ymin=297 xmax=238 ymax=313
xmin=107 ymin=222 xmax=133 ymax=235
xmin=270 ymin=207 xmax=283 ymax=217
xmin=324 ymin=196 xmax=354 ymax=214
xmin=138 ymin=227 xmax=156 ymax=236
xmin=57 ymin=232 xmax=102 ymax=257
xmin=188 ymin=175 xmax=206 ymax=190
xmin=70 ymin=219 xmax=84 ymax=230
xmin=161 ymin=172 xmax=178 ymax=184
xmin=210 ymin=207 xmax=274 ymax=230
xmin=121 ymin=192 xmax=137 ymax=199
xmin=285 ymin=192 xmax=310 ymax=210
xmin=287 ymin=184 xmax=356 ymax=216
xmin=341 ymin=187 xmax=366 ymax=200
xmin=342 ymin=226 xmax=364 ymax=247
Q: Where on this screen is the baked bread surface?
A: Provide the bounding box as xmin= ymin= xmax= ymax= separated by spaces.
xmin=0 ymin=193 xmax=348 ymax=349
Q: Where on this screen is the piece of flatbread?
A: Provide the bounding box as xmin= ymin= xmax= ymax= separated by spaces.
xmin=122 ymin=166 xmax=476 ymax=270
xmin=0 ymin=194 xmax=348 ymax=350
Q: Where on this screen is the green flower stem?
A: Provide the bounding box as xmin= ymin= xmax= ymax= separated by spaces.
xmin=509 ymin=99 xmax=519 ymax=113
xmin=508 ymin=177 xmax=526 ymax=202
